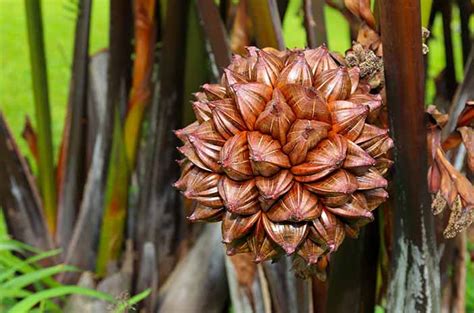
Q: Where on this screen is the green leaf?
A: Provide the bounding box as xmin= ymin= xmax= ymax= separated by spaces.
xmin=113 ymin=289 xmax=151 ymax=312
xmin=0 ymin=254 xmax=60 ymax=289
xmin=420 ymin=0 xmax=433 ymax=26
xmin=1 ymin=264 xmax=76 ymax=290
xmin=7 ymin=286 xmax=115 ymax=313
xmin=0 ymin=288 xmax=32 ymax=298
xmin=24 ymin=0 xmax=58 ymax=235
xmin=0 ymin=239 xmax=41 ymax=253
xmin=0 ymin=249 xmax=61 ymax=283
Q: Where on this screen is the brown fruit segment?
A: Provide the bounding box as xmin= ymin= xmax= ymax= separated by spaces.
xmin=375 ymin=158 xmax=394 ymax=176
xmin=183 ymin=170 xmax=222 ymax=208
xmin=262 ymin=214 xmax=308 ymax=254
xmin=209 ymin=98 xmax=247 ymax=139
xmin=255 ymin=89 xmax=296 ymax=145
xmin=249 ymin=218 xmax=281 ymax=262
xmin=283 ymin=119 xmax=331 ymax=165
xmin=192 ymin=101 xmax=212 ymax=123
xmin=348 ymin=92 xmax=383 ymax=122
xmin=310 ymin=209 xmax=345 ymax=251
xmin=355 ymin=124 xmax=394 ymax=158
xmin=175 ymin=121 xmax=200 ymax=143
xmin=225 ymin=238 xmax=251 ymax=256
xmin=267 ymin=182 xmax=322 ymax=222
xmin=319 ymin=194 xmax=352 ymax=207
xmin=348 ymin=67 xmax=360 ymax=94
xmin=202 ymin=83 xmax=227 ymax=100
xmin=292 ymin=135 xmax=347 ymax=182
xmin=325 ymin=194 xmax=374 ymax=222
xmin=218 ymin=176 xmax=260 ymax=215
xmin=222 ymin=68 xmax=248 ymax=90
xmin=304 ymin=45 xmax=338 ymax=78
xmin=254 ymin=49 xmax=285 ymax=87
xmin=314 ymin=67 xmax=352 ymax=101
xmin=255 ymin=170 xmax=294 ymax=210
xmin=174 ymin=161 xmax=195 ymax=191
xmin=247 ymin=132 xmax=291 ymax=177
xmin=356 ymin=169 xmax=388 ymax=190
xmin=343 ymin=139 xmax=376 ymax=174
xmin=178 ymin=143 xmax=213 ymax=173
xmin=188 ymin=135 xmax=222 ymax=173
xmin=222 ymin=211 xmax=261 ymax=243
xmin=305 ymin=169 xmax=358 ymax=196
xmin=231 ymin=82 xmax=273 ymax=130
xmin=279 ymin=84 xmax=331 ymax=123
xmin=364 ymin=188 xmax=389 ymax=210
xmin=220 ymin=132 xmax=253 ymax=181
xmin=297 ymin=239 xmax=327 ymax=265
xmin=192 ymin=120 xmax=226 ymax=146
xmin=276 ymin=52 xmax=313 ymax=88
xmin=329 ymin=100 xmax=369 ymax=141
xmin=188 ymin=204 xmax=224 ymax=222
xmin=228 ymin=55 xmax=255 ymax=81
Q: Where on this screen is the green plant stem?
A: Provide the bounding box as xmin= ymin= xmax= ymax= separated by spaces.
xmin=24 ymin=0 xmax=57 ymax=235
xmin=96 ymin=111 xmax=129 ymax=276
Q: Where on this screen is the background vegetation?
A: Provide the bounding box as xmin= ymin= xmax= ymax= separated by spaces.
xmin=0 ymin=0 xmax=472 ymax=311
xmin=1 ymin=0 xmax=469 ymax=158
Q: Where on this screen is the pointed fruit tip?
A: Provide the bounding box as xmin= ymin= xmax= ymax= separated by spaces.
xmin=283 ymin=245 xmax=296 ymax=255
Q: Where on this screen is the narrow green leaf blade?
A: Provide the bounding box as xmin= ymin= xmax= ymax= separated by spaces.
xmin=24 ymin=0 xmax=57 ymax=234
xmin=7 ymin=286 xmax=115 ymax=313
xmin=0 ymin=249 xmax=61 ymax=283
xmin=113 ymin=289 xmax=151 ymax=312
xmin=1 ymin=264 xmax=76 ymax=289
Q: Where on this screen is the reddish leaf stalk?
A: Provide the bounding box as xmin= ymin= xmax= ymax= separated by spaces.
xmin=124 ymin=0 xmax=157 ymax=167
xmin=379 ymin=0 xmax=440 ymax=311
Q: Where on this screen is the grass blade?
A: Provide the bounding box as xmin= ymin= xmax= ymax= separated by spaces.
xmin=1 ymin=264 xmax=76 ymax=290
xmin=0 ymin=249 xmax=61 ymax=283
xmin=0 ymin=253 xmax=60 ymax=289
xmin=24 ymin=0 xmax=57 ymax=235
xmin=0 ymin=238 xmax=41 ymax=253
xmin=7 ymin=286 xmax=115 ymax=313
xmin=0 ymin=288 xmax=32 ymax=299
xmin=113 ymin=289 xmax=151 ymax=312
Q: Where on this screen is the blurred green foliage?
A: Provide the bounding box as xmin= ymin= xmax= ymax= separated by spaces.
xmin=0 ymin=0 xmax=109 ymax=161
